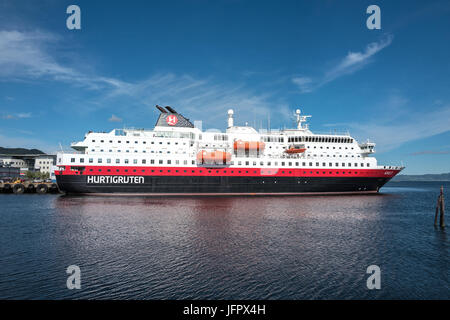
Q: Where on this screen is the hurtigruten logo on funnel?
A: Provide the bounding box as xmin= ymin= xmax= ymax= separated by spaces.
xmin=166 ymin=115 xmax=178 ymax=126
xmin=87 ymin=176 xmax=144 ymax=184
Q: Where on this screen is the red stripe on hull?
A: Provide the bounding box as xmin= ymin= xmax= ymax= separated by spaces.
xmin=55 ymin=165 xmax=401 ymax=179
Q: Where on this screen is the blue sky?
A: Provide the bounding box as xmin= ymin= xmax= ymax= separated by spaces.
xmin=0 ymin=0 xmax=449 ymax=174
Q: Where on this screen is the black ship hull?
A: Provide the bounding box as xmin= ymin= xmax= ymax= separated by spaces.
xmin=56 ymin=174 xmax=394 ymax=195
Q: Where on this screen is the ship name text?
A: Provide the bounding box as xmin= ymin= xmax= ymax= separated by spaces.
xmin=87 ymin=176 xmax=144 ymax=184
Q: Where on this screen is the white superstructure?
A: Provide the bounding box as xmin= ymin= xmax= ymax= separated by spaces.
xmin=57 ymin=107 xmax=401 ymax=171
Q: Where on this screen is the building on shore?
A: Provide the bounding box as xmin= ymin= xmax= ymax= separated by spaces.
xmin=0 ymin=157 xmax=28 ymax=169
xmin=0 ymin=153 xmax=56 ymax=177
xmin=34 ymin=155 xmax=57 ymax=175
xmin=0 ymin=166 xmax=20 ymax=179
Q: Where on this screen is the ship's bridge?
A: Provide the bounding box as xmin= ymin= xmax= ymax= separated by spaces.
xmin=226 ymin=126 xmax=258 ymax=135
xmin=359 ymin=140 xmax=376 ymax=155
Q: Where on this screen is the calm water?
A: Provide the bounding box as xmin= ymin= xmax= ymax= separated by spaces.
xmin=0 ymin=181 xmax=448 ymax=299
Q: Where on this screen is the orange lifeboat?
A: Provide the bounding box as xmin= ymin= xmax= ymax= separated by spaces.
xmin=233 ymin=140 xmax=265 ymax=152
xmin=285 ymin=144 xmax=306 ymax=154
xmin=197 ymin=150 xmax=232 ymax=164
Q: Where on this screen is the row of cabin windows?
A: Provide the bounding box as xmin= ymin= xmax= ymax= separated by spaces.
xmin=92 ymin=136 xmax=354 ymax=145
xmin=288 ymin=136 xmax=354 ymax=143
xmin=213 ymin=134 xmax=228 ymax=141
xmin=308 ymin=146 xmax=354 ymax=150
xmin=71 ymin=158 xmax=195 ymax=165
xmin=70 ymin=157 xmax=371 ymax=168
xmin=235 ymin=161 xmax=370 ymax=168
xmin=266 ymin=145 xmax=354 ymax=150
xmin=262 ymin=136 xmax=285 ymax=143
xmin=153 ymin=131 xmax=195 ymax=139
xmin=91 ymin=139 xmax=188 ymax=146
xmin=90 ymin=149 xmax=187 ymax=154
xmin=307 ymin=154 xmax=360 ymax=158
xmin=84 ymin=168 xmax=364 ymax=175
xmin=113 ymin=129 xmax=195 ymax=139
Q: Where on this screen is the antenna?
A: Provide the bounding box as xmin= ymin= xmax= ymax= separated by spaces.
xmin=59 ymin=142 xmax=64 ymax=153
xmin=227 ymin=109 xmax=234 ymax=128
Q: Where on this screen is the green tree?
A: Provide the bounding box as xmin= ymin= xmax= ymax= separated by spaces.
xmin=25 ymin=171 xmax=35 ymax=179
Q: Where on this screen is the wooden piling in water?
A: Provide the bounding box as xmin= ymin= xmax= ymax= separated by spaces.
xmin=435 ymin=196 xmax=440 ymax=226
xmin=435 ymin=186 xmax=445 ymax=228
xmin=440 ymin=186 xmax=445 ymax=228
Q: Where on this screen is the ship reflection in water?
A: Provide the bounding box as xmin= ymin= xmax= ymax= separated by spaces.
xmin=0 ymin=182 xmax=448 ymax=299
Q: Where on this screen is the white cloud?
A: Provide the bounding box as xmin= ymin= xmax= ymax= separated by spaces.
xmin=293 ymin=35 xmax=394 ymax=93
xmin=324 ymin=35 xmax=393 ymax=83
xmin=291 ymin=77 xmax=313 ymax=93
xmin=16 ymin=112 xmax=31 ymax=118
xmin=409 ymin=149 xmax=450 ymax=156
xmin=2 ymin=112 xmax=32 ymax=119
xmin=0 ymin=30 xmax=124 ymax=91
xmin=108 ymin=114 xmax=122 ymax=122
xmin=0 ymin=133 xmax=57 ymax=154
xmin=348 ymin=104 xmax=450 ymax=152
xmin=0 ymin=29 xmax=288 ymax=129
xmin=0 ymin=30 xmax=74 ymax=78
xmin=92 ymin=72 xmax=288 ymax=129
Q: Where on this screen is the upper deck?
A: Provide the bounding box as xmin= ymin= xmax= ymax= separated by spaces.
xmin=60 ymin=106 xmax=403 ymax=172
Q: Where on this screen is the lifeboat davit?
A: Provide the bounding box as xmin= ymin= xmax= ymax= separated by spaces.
xmin=197 ymin=150 xmax=232 ymax=164
xmin=285 ymin=144 xmax=306 ymax=154
xmin=233 ymin=140 xmax=265 ymax=152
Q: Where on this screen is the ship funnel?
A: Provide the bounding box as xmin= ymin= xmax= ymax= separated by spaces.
xmin=227 ymin=109 xmax=234 ymax=128
xmin=165 ymin=106 xmax=178 ymax=114
xmin=156 ymin=105 xmax=168 ymax=113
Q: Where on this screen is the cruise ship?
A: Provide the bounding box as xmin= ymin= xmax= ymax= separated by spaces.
xmin=55 ymin=106 xmax=404 ymax=195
